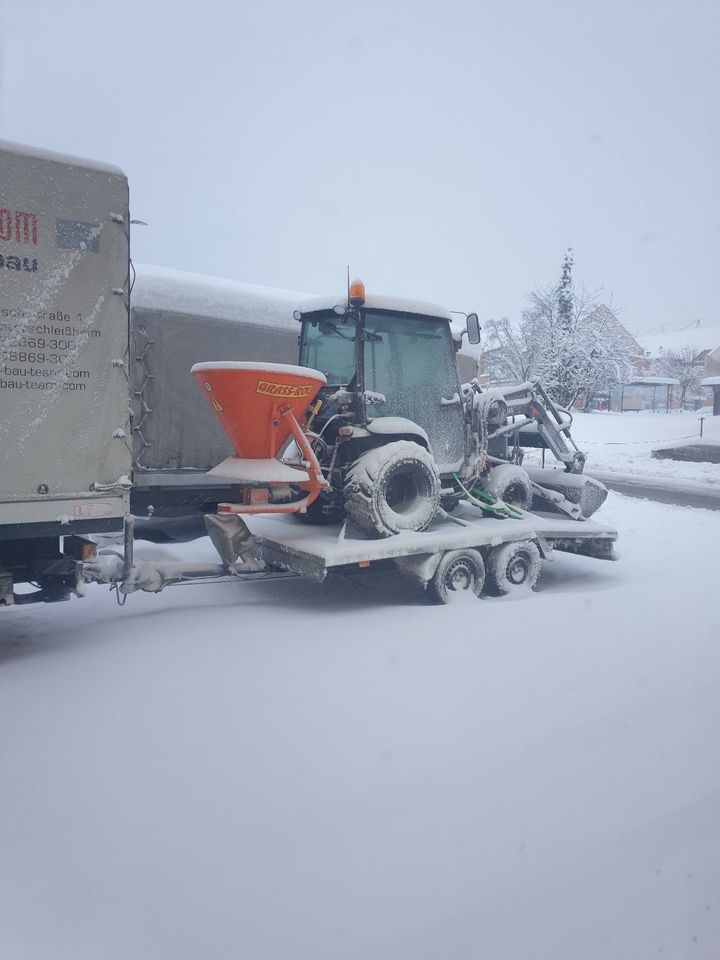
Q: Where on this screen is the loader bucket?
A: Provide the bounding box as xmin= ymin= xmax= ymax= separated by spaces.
xmin=524 ymin=467 xmax=608 ymax=518
xmin=191 ymin=362 xmax=326 ymax=459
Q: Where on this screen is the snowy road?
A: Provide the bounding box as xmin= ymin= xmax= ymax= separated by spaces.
xmin=589 ymin=469 xmax=720 ymax=510
xmin=1 ymin=494 xmax=719 ymax=959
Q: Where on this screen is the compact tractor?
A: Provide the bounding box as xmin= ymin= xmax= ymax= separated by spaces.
xmin=192 ymin=280 xmax=606 ymax=539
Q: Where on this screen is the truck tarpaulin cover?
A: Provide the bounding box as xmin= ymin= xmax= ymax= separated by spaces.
xmin=0 ymin=140 xmax=131 ymax=523
xmin=129 ymin=266 xmax=307 ymax=472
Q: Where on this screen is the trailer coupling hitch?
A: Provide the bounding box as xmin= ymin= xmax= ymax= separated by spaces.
xmin=104 ymin=513 xmax=267 ymax=597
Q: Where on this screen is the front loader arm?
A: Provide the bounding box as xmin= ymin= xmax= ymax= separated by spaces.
xmin=477 ymin=380 xmax=586 ymax=473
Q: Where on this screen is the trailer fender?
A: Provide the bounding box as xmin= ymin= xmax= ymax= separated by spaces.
xmin=535 ymin=535 xmax=554 ymax=560
xmin=394 ymin=551 xmax=443 ymax=587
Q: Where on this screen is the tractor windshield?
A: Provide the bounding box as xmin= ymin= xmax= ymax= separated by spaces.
xmin=362 ymin=310 xmax=466 ymax=470
xmin=362 ymin=312 xmax=459 ymax=417
xmin=299 ymin=314 xmax=356 ymax=385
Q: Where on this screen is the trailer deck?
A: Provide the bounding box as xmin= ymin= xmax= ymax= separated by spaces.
xmin=113 ymin=504 xmax=617 ymax=603
xmin=247 ymin=507 xmax=618 ymax=583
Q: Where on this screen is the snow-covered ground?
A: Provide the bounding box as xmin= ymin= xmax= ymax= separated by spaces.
xmin=525 ymin=410 xmax=720 ymax=487
xmin=1 ymin=493 xmax=719 ymax=959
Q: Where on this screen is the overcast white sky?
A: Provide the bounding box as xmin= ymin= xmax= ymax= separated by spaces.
xmin=1 ymin=0 xmax=718 ymax=334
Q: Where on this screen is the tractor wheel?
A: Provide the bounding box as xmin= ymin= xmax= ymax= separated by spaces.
xmin=488 ymin=540 xmax=541 ymax=595
xmin=482 ymin=463 xmax=533 ymax=511
xmin=428 ymin=549 xmax=485 ymax=604
xmin=344 ymin=440 xmax=441 ymax=537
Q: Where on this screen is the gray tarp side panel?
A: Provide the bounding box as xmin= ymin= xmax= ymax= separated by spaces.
xmin=0 ymin=142 xmax=131 ymax=504
xmin=130 ymin=307 xmax=299 ymax=471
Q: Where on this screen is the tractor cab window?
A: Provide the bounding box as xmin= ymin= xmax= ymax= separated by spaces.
xmin=362 ymin=310 xmax=466 ymax=470
xmin=362 ymin=312 xmax=459 ymax=418
xmin=299 ymin=314 xmax=356 ymax=386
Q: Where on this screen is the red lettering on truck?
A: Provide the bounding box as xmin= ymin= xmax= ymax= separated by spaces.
xmin=0 ymin=209 xmax=38 ymax=245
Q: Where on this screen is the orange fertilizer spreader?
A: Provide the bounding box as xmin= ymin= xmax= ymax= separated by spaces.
xmin=191 ymin=361 xmax=329 ymax=515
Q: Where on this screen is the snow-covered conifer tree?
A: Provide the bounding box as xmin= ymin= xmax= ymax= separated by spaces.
xmin=484 ymin=251 xmax=634 ymax=409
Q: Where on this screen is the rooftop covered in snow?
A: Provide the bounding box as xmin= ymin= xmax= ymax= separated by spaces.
xmin=636 ymin=322 xmax=720 ymax=358
xmin=132 ymin=264 xmax=311 ymax=330
xmin=629 ymin=376 xmax=681 ymax=386
xmin=299 ymin=292 xmax=454 ymax=322
xmin=0 ymin=137 xmax=126 ymax=178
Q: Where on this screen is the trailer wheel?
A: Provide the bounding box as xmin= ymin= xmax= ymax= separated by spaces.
xmin=344 ymin=440 xmax=440 ymax=537
xmin=488 ymin=540 xmax=541 ymax=595
xmin=482 ymin=463 xmax=532 ymax=511
xmin=428 ymin=549 xmax=486 ymax=604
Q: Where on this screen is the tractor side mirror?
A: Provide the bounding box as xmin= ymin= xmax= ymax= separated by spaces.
xmin=466 ymin=313 xmax=481 ymax=345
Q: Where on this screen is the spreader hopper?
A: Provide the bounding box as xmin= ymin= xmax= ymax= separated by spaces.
xmin=191 ymin=361 xmax=328 ymax=514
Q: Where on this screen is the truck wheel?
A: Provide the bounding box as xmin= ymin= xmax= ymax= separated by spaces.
xmin=344 ymin=440 xmax=440 ymax=537
xmin=428 ymin=549 xmax=485 ymax=604
xmin=488 ymin=540 xmax=541 ymax=595
xmin=482 ymin=463 xmax=532 ymax=511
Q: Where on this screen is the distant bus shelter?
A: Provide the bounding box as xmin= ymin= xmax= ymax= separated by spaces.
xmin=702 ymin=376 xmax=720 ymax=416
xmin=608 ymin=377 xmax=680 ymax=413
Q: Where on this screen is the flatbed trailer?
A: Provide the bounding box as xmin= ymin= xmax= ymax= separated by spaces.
xmin=117 ymin=506 xmax=617 ymax=604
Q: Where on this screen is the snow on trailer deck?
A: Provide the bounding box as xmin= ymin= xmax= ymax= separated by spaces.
xmin=248 ymin=508 xmax=617 ymax=583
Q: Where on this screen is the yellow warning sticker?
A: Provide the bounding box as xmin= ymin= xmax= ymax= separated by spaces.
xmin=212 ymin=398 xmax=224 ymax=413
xmin=256 ymin=380 xmax=313 ymax=399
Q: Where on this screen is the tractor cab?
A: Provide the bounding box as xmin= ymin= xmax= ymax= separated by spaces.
xmin=296 ymin=282 xmax=480 ymax=476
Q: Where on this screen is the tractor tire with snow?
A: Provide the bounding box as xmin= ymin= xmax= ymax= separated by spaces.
xmin=488 ymin=539 xmax=541 ymax=595
xmin=428 ymin=549 xmax=486 ymax=604
xmin=344 ymin=440 xmax=441 ymax=538
xmin=482 ymin=463 xmax=533 ymax=511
